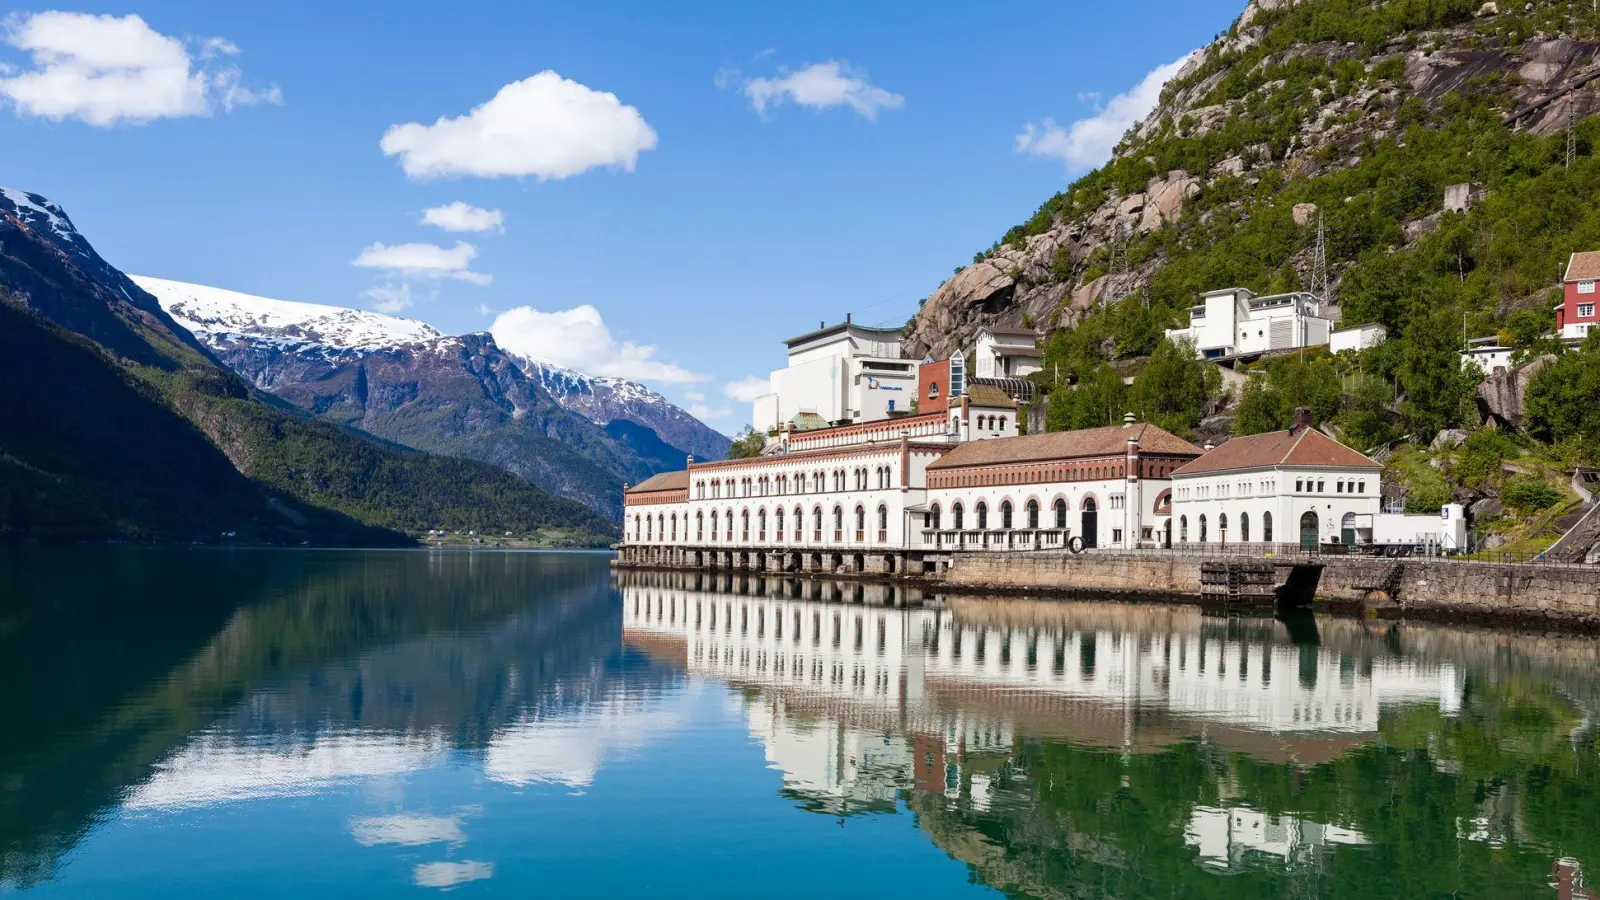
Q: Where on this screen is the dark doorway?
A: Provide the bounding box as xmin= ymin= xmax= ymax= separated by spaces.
xmin=1081 ymin=497 xmax=1099 ymax=550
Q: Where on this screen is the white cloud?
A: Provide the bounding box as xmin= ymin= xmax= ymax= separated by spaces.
xmin=743 ymin=61 xmax=902 ymax=120
xmin=683 ymin=391 xmax=706 ymax=402
xmin=689 ymin=403 xmax=732 ymax=421
xmin=352 ymin=241 xmax=490 ymax=285
xmin=350 ymin=813 xmax=467 ymax=848
xmin=0 ymin=11 xmax=280 ymax=127
xmin=363 ymin=283 xmax=413 ymax=313
xmin=491 ymin=304 xmax=704 ymax=385
xmin=381 ymin=70 xmax=657 ymax=180
xmin=422 ymin=201 xmax=504 ymax=233
xmin=1016 ymin=52 xmax=1195 ymax=174
xmin=476 ymin=302 xmax=491 ymax=316
xmin=413 ymin=861 xmax=493 ymax=890
xmin=723 ymin=375 xmax=771 ymax=403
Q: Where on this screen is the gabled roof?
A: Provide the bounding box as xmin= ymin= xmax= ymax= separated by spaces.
xmin=980 ymin=325 xmax=1037 ymax=338
xmin=627 ymin=470 xmax=690 ymax=492
xmin=1565 ymin=251 xmax=1600 ymax=283
xmin=1171 ymin=427 xmax=1379 ymax=478
xmin=928 ymin=423 xmax=1202 ymax=470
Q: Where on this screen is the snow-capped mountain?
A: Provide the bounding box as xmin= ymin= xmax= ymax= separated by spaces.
xmin=134 ymin=276 xmax=444 ymax=352
xmin=132 ymin=277 xmax=729 ymax=514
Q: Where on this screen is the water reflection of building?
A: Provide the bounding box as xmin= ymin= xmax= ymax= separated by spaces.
xmin=1185 ymin=805 xmax=1366 ymax=872
xmin=619 ymin=576 xmax=1468 ymax=822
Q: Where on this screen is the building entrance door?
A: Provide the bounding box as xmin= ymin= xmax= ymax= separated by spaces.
xmin=1081 ymin=498 xmax=1098 ymax=550
xmin=1341 ymin=512 xmax=1357 ymax=547
xmin=1300 ymin=511 xmax=1319 ymax=550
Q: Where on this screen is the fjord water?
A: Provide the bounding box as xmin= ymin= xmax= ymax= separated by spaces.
xmin=3 ymin=551 xmax=1598 ymax=899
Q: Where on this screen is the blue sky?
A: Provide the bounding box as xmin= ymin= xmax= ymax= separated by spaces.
xmin=1 ymin=0 xmax=1243 ymax=432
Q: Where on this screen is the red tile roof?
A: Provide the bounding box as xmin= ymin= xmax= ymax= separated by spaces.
xmin=626 ymin=470 xmax=690 ymax=493
xmin=1171 ymin=427 xmax=1379 ymax=477
xmin=1566 ymin=251 xmax=1600 ymax=282
xmin=927 ymin=423 xmax=1202 ymax=470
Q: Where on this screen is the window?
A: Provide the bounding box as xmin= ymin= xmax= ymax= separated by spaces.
xmin=1240 ymin=512 xmax=1250 ymax=542
xmin=1199 ymin=515 xmax=1208 ymax=542
xmin=1358 ymin=480 xmax=1365 ymax=494
xmin=1112 ymin=528 xmax=1123 ymax=543
xmin=1054 ymin=499 xmax=1067 ymax=529
xmin=1296 ymin=479 xmax=1303 ymax=492
xmin=1580 ymin=303 xmax=1596 ymax=318
xmin=929 ymin=504 xmax=942 ymax=530
xmin=1579 ymin=280 xmax=1596 ymax=294
xmin=1337 ymin=481 xmax=1344 ymax=493
xmin=976 ymin=502 xmax=989 ymax=530
xmin=1263 ymin=511 xmax=1273 ymax=543
xmin=1317 ymin=480 xmax=1325 ymax=493
xmin=929 ymin=381 xmax=940 ymax=398
xmin=1027 ymin=499 xmax=1040 ymax=529
xmin=1001 ymin=501 xmax=1013 ymax=529
xmin=953 ymin=502 xmax=965 ymax=530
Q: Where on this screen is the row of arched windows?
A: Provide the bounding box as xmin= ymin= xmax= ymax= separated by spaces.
xmin=924 ymin=497 xmax=1075 ymax=531
xmin=1178 ymin=511 xmax=1273 ymax=543
xmin=635 ymin=504 xmax=895 ymax=545
xmin=696 ymin=463 xmax=899 ymax=500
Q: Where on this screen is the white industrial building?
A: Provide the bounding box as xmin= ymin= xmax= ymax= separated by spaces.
xmin=1461 ymin=336 xmax=1514 ymax=375
xmin=1166 ymin=288 xmax=1334 ymax=360
xmin=1329 ymin=322 xmax=1386 ymax=355
xmin=750 ymin=316 xmax=916 ymax=434
xmin=973 ymin=326 xmax=1043 ymax=378
xmin=1170 ymin=411 xmax=1460 ymax=551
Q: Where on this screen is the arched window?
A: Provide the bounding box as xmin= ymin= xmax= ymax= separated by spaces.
xmin=710 ymin=511 xmax=718 ymax=541
xmin=741 ymin=509 xmax=750 ymax=541
xmin=877 ymin=504 xmax=888 ymax=540
xmin=813 ymin=506 xmax=823 ymax=539
xmin=976 ymin=501 xmax=989 ymax=530
xmin=775 ymin=507 xmax=783 ymax=537
xmin=1027 ymin=499 xmax=1040 ymax=529
xmin=657 ymin=514 xmax=664 ymax=541
xmin=793 ymin=506 xmax=803 ymax=541
xmin=1054 ymin=499 xmax=1067 ymax=529
xmin=696 ymin=511 xmax=704 ymax=541
xmin=670 ymin=514 xmax=677 ymax=541
xmin=1000 ymin=500 xmax=1013 ymax=530
xmin=1263 ymin=511 xmax=1273 ymax=543
xmin=854 ymin=505 xmax=866 ymax=540
xmin=1180 ymin=515 xmax=1188 ymax=542
xmin=725 ymin=509 xmax=733 ymax=541
xmin=1199 ymin=514 xmax=1208 ymax=542
xmin=833 ymin=506 xmax=844 ymax=540
xmin=953 ymin=502 xmax=965 ymax=530
xmin=1240 ymin=512 xmax=1250 ymax=543
xmin=1218 ymin=513 xmax=1227 ymax=541
xmin=929 ymin=503 xmax=942 ymax=530
xmin=758 ymin=508 xmax=767 ymax=541
xmin=951 ymin=415 xmax=960 ymax=433
xmin=646 ymin=516 xmax=653 ymax=541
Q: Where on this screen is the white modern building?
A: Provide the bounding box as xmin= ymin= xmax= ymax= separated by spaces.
xmin=1170 ymin=411 xmax=1441 ymax=550
xmin=1166 ymin=288 xmax=1334 ymax=360
xmin=751 ymin=316 xmax=916 ymax=433
xmin=1462 ymin=336 xmax=1514 ymax=375
xmin=973 ymin=326 xmax=1042 ymax=378
xmin=1329 ymin=322 xmax=1387 ymax=355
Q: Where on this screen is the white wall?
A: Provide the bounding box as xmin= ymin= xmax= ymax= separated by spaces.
xmin=1172 ymin=467 xmax=1380 ymax=546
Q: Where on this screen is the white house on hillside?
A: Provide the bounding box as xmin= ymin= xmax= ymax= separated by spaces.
xmin=1330 ymin=323 xmax=1386 ymax=354
xmin=1166 ymin=288 xmax=1333 ymax=360
xmin=973 ymin=326 xmax=1042 ymax=378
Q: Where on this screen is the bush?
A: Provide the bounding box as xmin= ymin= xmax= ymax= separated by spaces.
xmin=1502 ymin=476 xmax=1561 ymax=513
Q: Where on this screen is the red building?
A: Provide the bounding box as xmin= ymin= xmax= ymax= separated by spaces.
xmin=1558 ymin=251 xmax=1600 ymax=342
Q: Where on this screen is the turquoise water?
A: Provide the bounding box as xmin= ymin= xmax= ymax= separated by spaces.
xmin=3 ymin=549 xmax=1599 ymax=898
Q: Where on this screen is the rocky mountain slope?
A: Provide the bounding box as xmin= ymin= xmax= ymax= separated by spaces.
xmin=0 ymin=188 xmax=614 ymax=544
xmin=135 ymin=277 xmax=728 ymax=518
xmin=905 ymin=0 xmax=1600 ymax=359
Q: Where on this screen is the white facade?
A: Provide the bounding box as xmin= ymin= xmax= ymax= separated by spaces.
xmin=1461 ymin=337 xmax=1514 ymax=376
xmin=751 ymin=319 xmax=910 ymax=432
xmin=1172 ymin=466 xmax=1378 ymax=548
xmin=973 ymin=327 xmax=1042 ymax=378
xmin=1329 ymin=323 xmax=1387 ymax=354
xmin=1166 ymin=288 xmax=1333 ymax=359
xmin=923 ymin=470 xmax=1167 ymax=552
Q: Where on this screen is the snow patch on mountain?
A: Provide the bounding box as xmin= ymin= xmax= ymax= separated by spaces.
xmin=0 ymin=187 xmax=77 ymax=239
xmin=133 ymin=276 xmax=444 ymax=351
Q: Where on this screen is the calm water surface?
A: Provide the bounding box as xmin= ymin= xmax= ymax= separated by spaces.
xmin=3 ymin=549 xmax=1599 ymax=898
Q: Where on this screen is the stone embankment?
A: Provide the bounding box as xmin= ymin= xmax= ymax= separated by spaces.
xmin=939 ymin=552 xmax=1600 ymax=629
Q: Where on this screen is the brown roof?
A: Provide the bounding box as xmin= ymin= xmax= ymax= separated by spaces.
xmin=626 ymin=470 xmax=690 ymax=492
xmin=927 ymin=423 xmax=1202 ymax=470
xmin=964 ymin=383 xmax=1017 ymax=409
xmin=1567 ymin=251 xmax=1600 ymax=282
xmin=1171 ymin=427 xmax=1380 ymax=478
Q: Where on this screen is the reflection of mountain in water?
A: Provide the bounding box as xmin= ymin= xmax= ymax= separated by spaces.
xmin=0 ymin=550 xmax=673 ymax=888
xmin=617 ymin=570 xmax=1600 ymax=898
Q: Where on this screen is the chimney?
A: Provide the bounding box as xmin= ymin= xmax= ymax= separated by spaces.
xmin=1292 ymin=407 xmax=1314 ymax=432
xmin=846 ymin=312 xmax=852 ymax=324
xmin=686 ymin=454 xmax=695 ymax=469
xmin=1123 ymin=412 xmax=1136 ymax=427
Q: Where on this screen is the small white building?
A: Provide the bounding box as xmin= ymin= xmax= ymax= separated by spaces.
xmin=1171 ymin=411 xmax=1439 ymax=550
xmin=751 ymin=316 xmax=915 ymax=433
xmin=973 ymin=326 xmax=1042 ymax=378
xmin=1461 ymin=336 xmax=1514 ymax=376
xmin=1166 ymin=288 xmax=1333 ymax=360
xmin=1330 ymin=322 xmax=1387 ymax=354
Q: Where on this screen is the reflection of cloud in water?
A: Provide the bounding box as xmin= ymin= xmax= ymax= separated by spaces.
xmin=124 ymin=730 xmax=451 ymax=810
xmin=485 ymin=690 xmax=693 ymax=789
xmin=413 ymin=860 xmax=494 ymax=890
xmin=350 ymin=812 xmax=469 ymax=847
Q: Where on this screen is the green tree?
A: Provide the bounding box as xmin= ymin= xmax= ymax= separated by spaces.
xmin=1527 ymin=330 xmax=1600 ymax=443
xmin=1398 ymin=306 xmax=1478 ymax=441
xmin=727 ymin=427 xmax=765 ymax=460
xmin=1128 ymin=338 xmax=1221 ymax=435
xmin=1046 ymin=363 xmax=1127 ymax=432
xmin=1233 ymin=377 xmax=1286 ymax=435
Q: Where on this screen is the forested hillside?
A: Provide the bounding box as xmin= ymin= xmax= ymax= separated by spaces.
xmin=905 ymin=0 xmax=1600 ymax=549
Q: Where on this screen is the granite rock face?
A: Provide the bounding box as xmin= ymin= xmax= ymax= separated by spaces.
xmin=1477 ymin=355 xmax=1555 ymax=428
